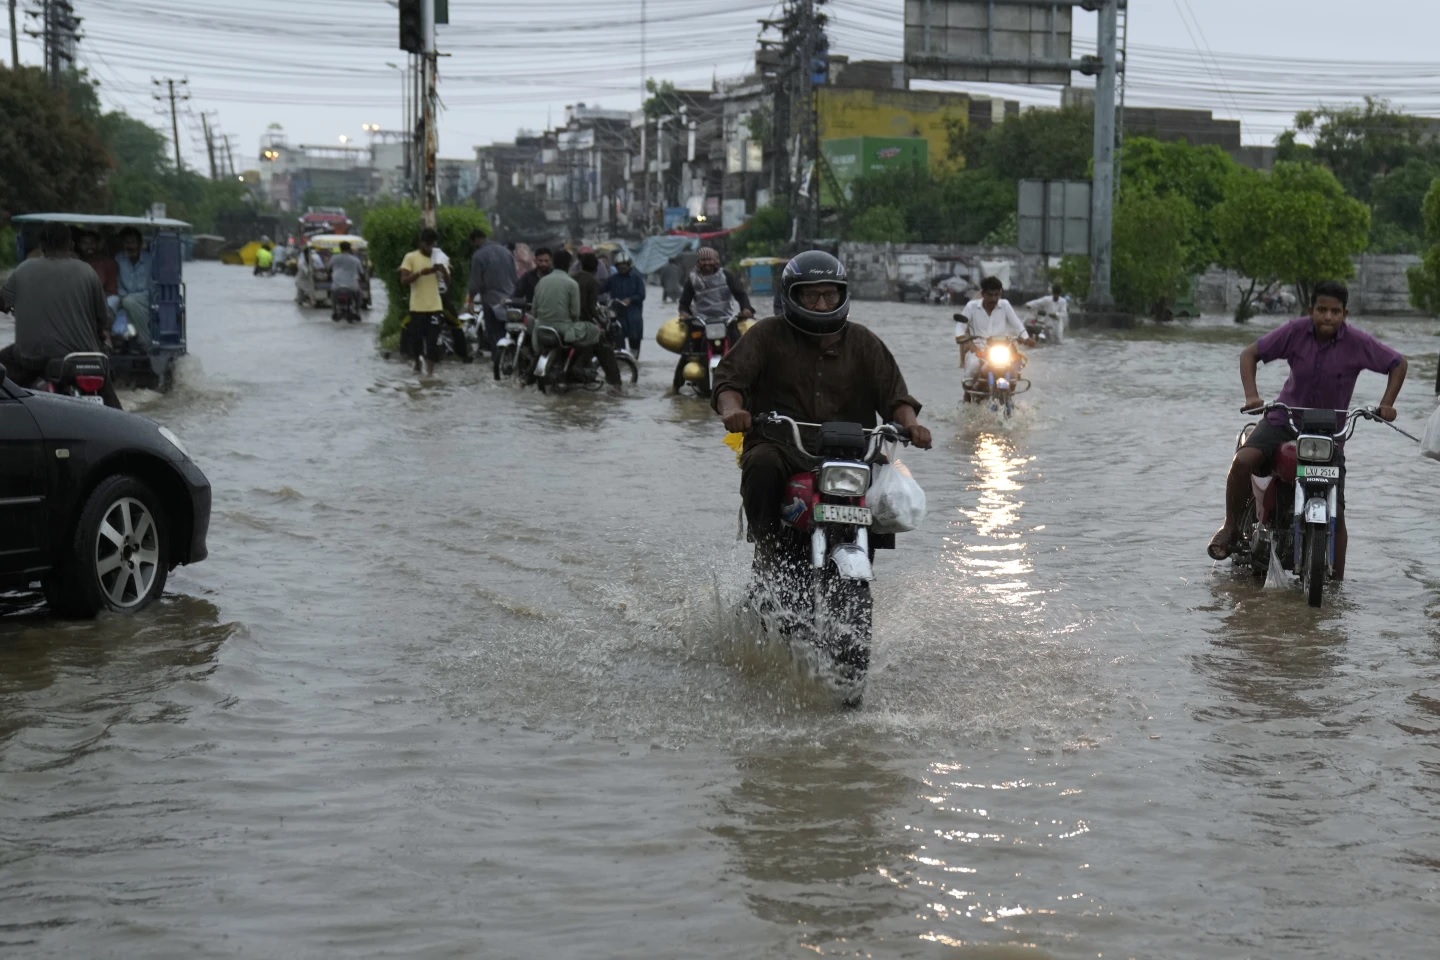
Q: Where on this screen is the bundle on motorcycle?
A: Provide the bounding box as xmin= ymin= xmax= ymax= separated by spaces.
xmin=1229 ymin=402 xmax=1410 ymax=608
xmin=958 ymin=335 xmax=1031 ymax=415
xmin=12 ymin=213 xmax=190 ymax=394
xmin=742 ymin=412 xmax=924 ymax=707
xmin=657 ymin=314 xmax=755 ymax=396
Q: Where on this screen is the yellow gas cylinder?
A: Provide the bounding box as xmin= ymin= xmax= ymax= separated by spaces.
xmin=655 ymin=317 xmax=687 ymax=354
xmin=682 ymin=361 xmax=706 ymax=382
xmin=735 ymin=318 xmax=756 ymax=336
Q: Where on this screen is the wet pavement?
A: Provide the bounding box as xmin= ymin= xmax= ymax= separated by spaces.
xmin=3 ymin=263 xmax=1439 ymax=958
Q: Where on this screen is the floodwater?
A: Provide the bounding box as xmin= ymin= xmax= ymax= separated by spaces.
xmin=3 ymin=264 xmax=1439 ymax=959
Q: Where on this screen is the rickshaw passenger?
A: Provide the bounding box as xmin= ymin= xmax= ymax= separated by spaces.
xmin=115 ymin=226 xmax=153 ymax=349
xmin=78 ymin=230 xmax=120 ymax=321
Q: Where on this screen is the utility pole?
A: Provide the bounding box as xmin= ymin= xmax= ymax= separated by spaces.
xmin=9 ymin=0 xmax=18 ymax=69
xmin=794 ymin=0 xmax=820 ymax=247
xmin=25 ymin=0 xmax=81 ymax=84
xmin=420 ymin=0 xmax=438 ymax=227
xmin=223 ymin=135 xmax=237 ymax=179
xmin=1088 ymin=0 xmax=1120 ymax=309
xmin=200 ymin=112 xmax=218 ymax=180
xmin=153 ymin=77 xmax=189 ymax=175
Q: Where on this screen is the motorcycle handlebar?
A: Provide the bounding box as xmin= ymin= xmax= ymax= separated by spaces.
xmin=752 ymin=412 xmax=912 ymax=458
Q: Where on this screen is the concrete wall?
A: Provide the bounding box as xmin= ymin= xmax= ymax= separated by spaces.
xmin=1195 ymin=253 xmax=1423 ymax=316
xmin=839 ymin=242 xmax=1049 ymax=302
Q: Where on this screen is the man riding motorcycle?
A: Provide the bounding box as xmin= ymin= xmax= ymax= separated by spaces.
xmin=679 ymin=247 xmax=755 ymax=326
xmin=954 ymin=276 xmax=1030 ymax=382
xmin=1207 ymin=279 xmax=1406 ymax=579
xmin=602 ymin=250 xmax=646 ymax=356
xmin=328 ymin=241 xmax=364 ymax=320
xmin=712 ymin=251 xmax=932 ymax=572
xmin=532 ymin=249 xmax=621 ymax=390
xmin=0 ymin=221 xmax=123 ymax=409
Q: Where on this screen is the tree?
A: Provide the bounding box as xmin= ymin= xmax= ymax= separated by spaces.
xmin=1048 ymin=191 xmax=1193 ymax=319
xmin=1121 ymin=136 xmax=1243 ymax=273
xmin=1405 ymin=178 xmax=1440 ymax=316
xmin=1214 ymin=162 xmax=1370 ymax=320
xmin=1369 ymin=158 xmax=1440 ymax=253
xmin=845 ymin=166 xmax=1012 ymax=245
xmin=954 ymin=106 xmax=1094 ymax=181
xmin=848 ymin=205 xmax=910 ymax=243
xmin=0 ymin=66 xmax=111 ymax=220
xmin=1278 ymin=97 xmax=1438 ymax=204
xmin=1110 ymin=191 xmax=1194 ymax=317
xmin=730 ymin=203 xmax=792 ymax=261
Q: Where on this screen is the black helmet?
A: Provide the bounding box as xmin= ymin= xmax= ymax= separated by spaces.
xmin=780 ymin=251 xmax=850 ymax=336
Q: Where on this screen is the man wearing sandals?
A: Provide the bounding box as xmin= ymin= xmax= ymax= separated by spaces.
xmin=1208 ymin=280 xmax=1406 ymax=579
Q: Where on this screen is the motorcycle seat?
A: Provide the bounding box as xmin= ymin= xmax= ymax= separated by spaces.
xmin=534 ymin=327 xmax=562 ymax=350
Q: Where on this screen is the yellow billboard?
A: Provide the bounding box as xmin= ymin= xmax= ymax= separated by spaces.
xmin=816 ymin=88 xmax=970 ymax=171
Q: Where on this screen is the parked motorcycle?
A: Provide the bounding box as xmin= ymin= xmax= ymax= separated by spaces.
xmin=959 ymin=336 xmax=1031 ymax=416
xmin=745 ymin=412 xmax=913 ymax=707
xmin=331 ymin=288 xmax=362 ymax=323
xmin=1230 ymin=402 xmax=1400 ymax=607
xmin=34 ymin=352 xmax=111 ymax=404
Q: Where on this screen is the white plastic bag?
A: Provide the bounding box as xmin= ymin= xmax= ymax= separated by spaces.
xmin=1421 ymin=404 xmax=1440 ymax=462
xmin=869 ymin=459 xmax=927 ymax=534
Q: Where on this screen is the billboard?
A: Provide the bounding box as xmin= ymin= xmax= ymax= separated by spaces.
xmin=1017 ymin=179 xmax=1090 ymax=256
xmin=821 ymin=137 xmax=929 ymax=206
xmin=815 ymin=88 xmax=967 ymax=173
xmin=904 ymin=0 xmax=1074 ymax=86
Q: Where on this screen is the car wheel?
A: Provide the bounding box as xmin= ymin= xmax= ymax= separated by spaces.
xmin=46 ymin=475 xmax=170 ymax=618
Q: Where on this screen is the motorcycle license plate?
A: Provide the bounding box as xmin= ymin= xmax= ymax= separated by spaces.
xmin=1298 ymin=465 xmax=1340 ymax=479
xmin=812 ymin=504 xmax=871 ymax=526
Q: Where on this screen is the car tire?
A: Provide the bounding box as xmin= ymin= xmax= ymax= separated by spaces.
xmin=45 ymin=475 xmax=170 ymax=619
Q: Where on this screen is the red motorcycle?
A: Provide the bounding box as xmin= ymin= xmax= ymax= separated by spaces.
xmin=746 ymin=412 xmax=912 ymax=707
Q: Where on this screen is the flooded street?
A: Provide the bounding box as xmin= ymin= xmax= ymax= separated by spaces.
xmin=3 ymin=262 xmax=1440 ymax=958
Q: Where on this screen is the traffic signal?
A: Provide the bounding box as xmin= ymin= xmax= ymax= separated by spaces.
xmin=398 ymin=0 xmax=423 ymax=53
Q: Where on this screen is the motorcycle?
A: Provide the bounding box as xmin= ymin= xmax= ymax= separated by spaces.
xmin=34 ymin=352 xmax=111 ymax=404
xmin=673 ymin=313 xmax=742 ymax=397
xmin=959 ymin=336 xmax=1030 ymax=416
xmin=1230 ymin=402 xmax=1400 ymax=607
xmin=529 ymin=316 xmax=639 ymax=394
xmin=331 ymin=288 xmax=362 ymax=323
xmin=1023 ymin=312 xmax=1062 ymax=345
xmin=490 ymin=300 xmax=534 ymax=382
xmin=745 ymin=412 xmax=912 ymax=707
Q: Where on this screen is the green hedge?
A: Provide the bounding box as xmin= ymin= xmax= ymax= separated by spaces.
xmin=363 ymin=205 xmax=492 ymax=347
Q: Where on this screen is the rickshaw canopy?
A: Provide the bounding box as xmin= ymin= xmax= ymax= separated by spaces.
xmin=12 ymin=213 xmax=193 ymax=230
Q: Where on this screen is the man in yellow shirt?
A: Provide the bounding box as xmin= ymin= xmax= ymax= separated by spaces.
xmin=399 ymin=227 xmax=448 ymax=375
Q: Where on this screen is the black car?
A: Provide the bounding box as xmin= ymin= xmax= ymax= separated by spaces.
xmin=0 ymin=363 xmax=210 ymax=617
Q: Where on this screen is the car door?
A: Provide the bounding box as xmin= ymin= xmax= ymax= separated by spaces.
xmin=0 ymin=388 xmax=48 ymax=572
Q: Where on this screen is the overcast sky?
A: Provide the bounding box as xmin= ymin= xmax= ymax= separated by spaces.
xmin=11 ymin=0 xmax=1439 ymax=174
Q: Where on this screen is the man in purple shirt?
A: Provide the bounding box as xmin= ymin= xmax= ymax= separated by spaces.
xmin=1208 ymin=280 xmax=1407 ymax=578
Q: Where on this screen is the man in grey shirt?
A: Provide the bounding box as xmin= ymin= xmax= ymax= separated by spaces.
xmin=328 ymin=240 xmax=364 ymax=319
xmin=466 ymin=228 xmax=516 ymax=354
xmin=0 ymin=221 xmax=121 ymax=408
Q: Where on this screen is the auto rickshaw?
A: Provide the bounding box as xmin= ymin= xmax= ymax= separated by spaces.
xmin=295 ymin=233 xmax=372 ymax=310
xmin=11 ymin=213 xmax=191 ymax=393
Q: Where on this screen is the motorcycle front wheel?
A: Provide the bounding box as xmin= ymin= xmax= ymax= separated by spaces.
xmin=493 ymin=344 xmax=516 ymax=381
xmin=815 ymin=569 xmax=874 ymax=706
xmin=1301 ymin=524 xmax=1328 ymax=607
xmin=614 ymin=352 xmax=638 ymax=385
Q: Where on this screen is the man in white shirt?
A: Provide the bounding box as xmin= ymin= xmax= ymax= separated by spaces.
xmin=1024 ymin=284 xmax=1068 ymax=344
xmin=954 ymin=276 xmax=1028 ymax=379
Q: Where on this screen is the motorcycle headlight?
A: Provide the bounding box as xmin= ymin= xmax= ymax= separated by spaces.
xmin=157 ymin=425 xmax=191 ymax=460
xmin=987 ymin=344 xmax=1012 ymax=366
xmin=1296 ymin=436 xmax=1333 ymax=462
xmin=819 ymin=463 xmax=870 ymax=497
